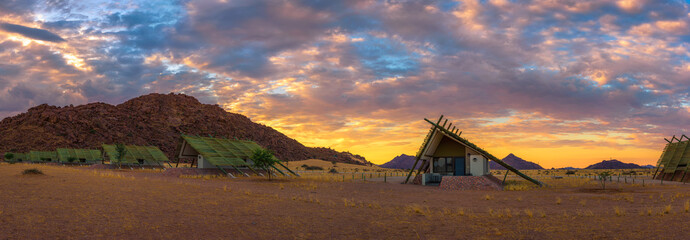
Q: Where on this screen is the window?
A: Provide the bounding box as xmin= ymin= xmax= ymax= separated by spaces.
xmin=433 ymin=158 xmax=454 ymax=175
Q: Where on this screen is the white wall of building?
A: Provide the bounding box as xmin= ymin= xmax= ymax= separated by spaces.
xmin=469 ymin=154 xmax=487 ymax=176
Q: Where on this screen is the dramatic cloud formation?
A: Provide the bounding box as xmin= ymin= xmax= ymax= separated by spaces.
xmin=0 ymin=23 xmax=66 ymax=42
xmin=1 ymin=0 xmax=689 ymax=167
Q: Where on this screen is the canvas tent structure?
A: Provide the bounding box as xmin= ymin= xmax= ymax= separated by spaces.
xmin=404 ymin=115 xmax=543 ymax=187
xmin=29 ymin=151 xmax=58 ymax=162
xmin=653 ymin=135 xmax=690 ymax=182
xmin=56 ymin=148 xmax=102 ymax=164
xmin=177 ymin=135 xmax=299 ymax=178
xmin=4 ymin=152 xmax=28 ymax=162
xmin=102 ymin=144 xmax=171 ymax=167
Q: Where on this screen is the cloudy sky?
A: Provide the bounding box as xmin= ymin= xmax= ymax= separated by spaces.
xmin=1 ymin=0 xmax=689 ymax=167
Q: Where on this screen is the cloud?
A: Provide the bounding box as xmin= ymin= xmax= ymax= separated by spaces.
xmin=1 ymin=0 xmax=690 ymax=167
xmin=0 ymin=23 xmax=66 ymax=42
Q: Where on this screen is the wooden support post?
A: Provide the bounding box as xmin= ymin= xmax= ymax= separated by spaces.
xmin=502 ymin=170 xmax=509 ymax=184
xmin=246 ymin=165 xmax=264 ymax=176
xmin=403 ymin=115 xmax=443 ymax=184
xmin=270 ymin=165 xmax=286 ymax=176
xmin=216 ymin=166 xmax=235 ymax=178
xmin=230 ymin=165 xmax=250 ymax=177
xmin=680 ymin=171 xmax=688 ymax=183
xmin=276 ymin=162 xmax=299 ymax=177
xmin=670 ymin=171 xmax=678 ymax=182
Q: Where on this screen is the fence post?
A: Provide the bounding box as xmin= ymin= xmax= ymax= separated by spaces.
xmin=642 ymin=179 xmax=644 ymax=187
xmin=384 ymin=173 xmax=387 ymax=183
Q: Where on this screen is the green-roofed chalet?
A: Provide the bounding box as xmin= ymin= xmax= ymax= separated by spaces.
xmin=653 ymin=135 xmax=690 ymax=182
xmin=29 ymin=151 xmax=58 ymax=162
xmin=56 ymin=148 xmax=102 ymax=164
xmin=4 ymin=152 xmax=28 ymax=162
xmin=177 ymin=135 xmax=299 ymax=177
xmin=102 ymin=144 xmax=169 ymax=166
xmin=404 ymin=115 xmax=543 ymax=187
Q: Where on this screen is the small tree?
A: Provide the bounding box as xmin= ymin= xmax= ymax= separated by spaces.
xmin=4 ymin=153 xmax=14 ymax=162
xmin=598 ymin=171 xmax=612 ymax=190
xmin=251 ymin=148 xmax=279 ymax=180
xmin=67 ymin=157 xmax=77 ymax=163
xmin=114 ymin=143 xmax=127 ymax=168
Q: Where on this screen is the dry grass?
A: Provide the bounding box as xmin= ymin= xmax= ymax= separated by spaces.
xmin=1 ymin=164 xmax=690 ymax=239
xmin=614 ymin=206 xmax=625 ymax=216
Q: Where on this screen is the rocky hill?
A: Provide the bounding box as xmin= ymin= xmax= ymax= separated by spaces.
xmin=489 ymin=153 xmax=544 ymax=170
xmin=0 ymin=93 xmax=369 ymax=164
xmin=584 ymin=160 xmax=645 ymax=169
xmin=379 ymin=154 xmax=416 ymax=169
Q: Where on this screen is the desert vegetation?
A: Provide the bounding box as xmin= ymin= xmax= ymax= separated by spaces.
xmin=1 ymin=163 xmax=690 ymax=239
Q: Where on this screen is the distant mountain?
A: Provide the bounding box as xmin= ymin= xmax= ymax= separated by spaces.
xmin=559 ymin=167 xmax=579 ymax=170
xmin=379 ymin=154 xmax=416 ymax=169
xmin=490 ymin=153 xmax=544 ymax=170
xmin=584 ymin=160 xmax=646 ymax=169
xmin=641 ymin=165 xmax=656 ymax=169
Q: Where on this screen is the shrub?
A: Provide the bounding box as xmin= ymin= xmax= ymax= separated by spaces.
xmin=304 ymin=166 xmax=324 ymax=171
xmin=565 ymin=170 xmax=576 ymax=175
xmin=22 ymin=168 xmax=43 ymax=175
xmin=251 ymin=148 xmax=279 ymax=180
xmin=597 ymin=171 xmax=612 ymax=190
xmin=67 ymin=157 xmax=77 ymax=163
xmin=328 ymin=168 xmax=338 ymax=174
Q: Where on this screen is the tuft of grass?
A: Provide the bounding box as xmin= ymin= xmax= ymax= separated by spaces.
xmin=504 ymin=180 xmax=534 ymax=191
xmin=556 ymin=197 xmax=562 ymax=205
xmin=614 ymin=206 xmax=624 ymax=216
xmin=405 ymin=204 xmax=429 ymax=216
xmin=483 ymin=194 xmax=493 ymax=200
xmin=579 ymin=199 xmax=586 ymax=207
xmin=685 ymin=200 xmax=689 ymax=213
xmin=663 ymin=205 xmax=672 ymax=214
xmin=22 ymin=168 xmax=43 ymax=175
xmin=524 ymin=209 xmax=533 ymax=218
xmin=623 ymin=195 xmax=634 ymax=203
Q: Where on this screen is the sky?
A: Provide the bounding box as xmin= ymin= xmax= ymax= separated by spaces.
xmin=1 ymin=0 xmax=689 ymax=168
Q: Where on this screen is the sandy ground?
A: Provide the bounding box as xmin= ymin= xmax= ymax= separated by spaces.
xmin=2 ymin=163 xmax=690 ymax=239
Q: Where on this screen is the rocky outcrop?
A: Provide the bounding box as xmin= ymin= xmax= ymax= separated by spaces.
xmin=0 ymin=93 xmax=369 ymax=164
xmin=489 ymin=153 xmax=543 ymax=170
xmin=584 ymin=160 xmax=645 ymax=169
xmin=379 ymin=154 xmax=416 ymax=169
